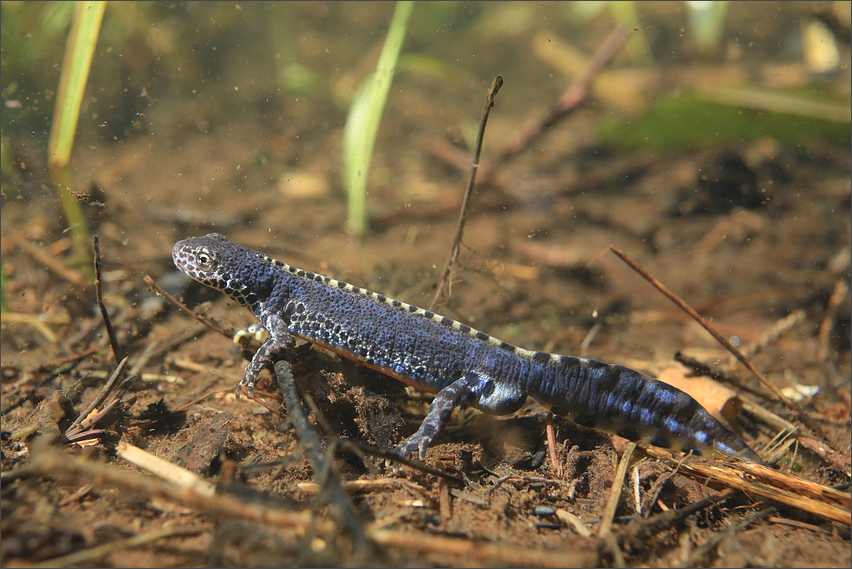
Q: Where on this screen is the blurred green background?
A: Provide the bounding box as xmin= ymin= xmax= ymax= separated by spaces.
xmin=2 ymin=1 xmax=849 ymax=229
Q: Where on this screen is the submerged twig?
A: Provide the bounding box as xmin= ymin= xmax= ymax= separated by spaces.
xmin=544 ymin=412 xmax=563 ymax=477
xmin=336 ymin=439 xmax=463 ymax=483
xmin=684 ymin=504 xmax=778 ymax=566
xmin=478 ymin=26 xmax=629 ymax=186
xmin=65 ymin=356 xmax=128 ymax=438
xmin=640 ymin=446 xmax=851 ymax=525
xmin=273 ymin=360 xmax=368 ymax=552
xmin=116 ymin=440 xmax=216 ymax=497
xmin=12 ymin=234 xmax=89 ymax=288
xmin=598 ymin=442 xmax=635 ymax=537
xmin=367 ymin=526 xmax=596 ymax=567
xmin=33 ymin=526 xmax=204 ymax=569
xmin=26 ymin=446 xmax=331 ymax=533
xmin=428 ymin=75 xmax=503 ymax=311
xmin=817 ymin=279 xmax=849 ymax=363
xmin=93 ymin=236 xmax=124 ymax=362
xmin=144 ymin=274 xmax=232 ymax=340
xmin=608 ymin=245 xmax=793 ymax=407
xmin=673 ymin=351 xmax=768 ymax=400
xmin=617 ymin=489 xmax=737 ymax=553
xmin=727 ymin=309 xmax=806 ymax=364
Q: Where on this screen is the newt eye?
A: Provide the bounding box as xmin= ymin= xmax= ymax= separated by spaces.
xmin=196 ymin=248 xmax=217 ymax=270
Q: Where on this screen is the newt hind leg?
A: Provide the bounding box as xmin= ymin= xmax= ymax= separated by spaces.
xmin=394 ymin=371 xmax=526 ymax=460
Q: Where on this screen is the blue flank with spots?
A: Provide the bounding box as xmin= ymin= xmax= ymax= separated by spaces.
xmin=173 ymin=233 xmax=763 ymax=464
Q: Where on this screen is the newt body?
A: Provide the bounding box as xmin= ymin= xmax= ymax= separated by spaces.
xmin=173 ymin=233 xmax=762 ymax=463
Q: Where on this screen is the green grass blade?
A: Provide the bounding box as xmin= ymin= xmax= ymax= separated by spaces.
xmin=49 ymin=1 xmax=105 ymax=169
xmin=343 ymin=1 xmax=414 ymax=239
xmin=687 ymin=1 xmax=729 ymax=55
xmin=48 ymin=1 xmax=106 ymax=273
xmin=0 ymin=266 xmax=10 ymax=314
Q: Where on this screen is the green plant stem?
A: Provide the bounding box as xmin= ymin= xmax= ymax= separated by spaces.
xmin=48 ymin=0 xmax=106 ymax=274
xmin=343 ymin=1 xmax=413 ymax=239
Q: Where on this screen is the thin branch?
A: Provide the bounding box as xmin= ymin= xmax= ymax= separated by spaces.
xmin=608 ymin=244 xmax=793 ymax=408
xmin=25 ymin=446 xmax=333 ymax=533
xmin=65 ymin=356 xmax=128 ymax=436
xmin=428 ymin=75 xmax=503 ymax=311
xmin=545 ymin=412 xmax=563 ymax=477
xmin=273 ymin=360 xmax=368 ymax=552
xmin=598 ymin=442 xmax=635 ymax=536
xmin=817 ymin=279 xmax=849 ymax=362
xmin=33 ymin=526 xmax=204 ymax=568
xmin=144 ymin=274 xmax=232 ymax=340
xmin=639 ymin=445 xmax=851 ymax=525
xmin=617 ymin=489 xmax=737 ymax=553
xmin=336 ymin=439 xmax=463 ymax=483
xmin=11 ymin=233 xmax=89 ymax=288
xmin=479 ymin=26 xmax=629 ymax=186
xmin=93 ymin=236 xmax=123 ymax=362
xmin=684 ymin=505 xmax=778 ymax=566
xmin=729 ymin=309 xmax=806 ymax=363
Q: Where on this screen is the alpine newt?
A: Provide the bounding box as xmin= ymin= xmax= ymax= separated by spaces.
xmin=172 ymin=233 xmax=763 ymax=463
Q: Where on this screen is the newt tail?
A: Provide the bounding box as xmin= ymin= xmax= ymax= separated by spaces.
xmin=172 ymin=233 xmax=763 ymax=464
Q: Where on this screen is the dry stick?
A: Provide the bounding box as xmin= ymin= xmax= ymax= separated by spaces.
xmin=608 ymin=245 xmax=794 ymax=408
xmin=478 ymin=25 xmax=630 ymax=186
xmin=598 ymin=442 xmax=636 ymax=537
xmin=34 ymin=526 xmax=205 ymax=569
xmin=367 ymin=526 xmax=596 ymax=568
xmin=616 ymin=488 xmax=737 ymax=553
xmin=427 ymin=27 xmax=629 ymax=310
xmin=117 ymin=440 xmax=216 ymax=497
xmin=609 ymin=248 xmax=850 ymax=465
xmin=602 ymin=531 xmax=626 ymax=569
xmin=428 ymin=75 xmax=503 ymax=312
xmin=684 ymin=505 xmax=779 ymax=567
xmin=0 ymin=312 xmax=59 ymax=343
xmin=337 ymin=440 xmax=463 ymax=483
xmin=64 ymin=356 xmax=128 ymax=437
xmin=817 ymin=279 xmax=849 ymax=362
xmin=640 ymin=445 xmax=851 ymax=525
xmin=63 ymin=428 xmax=108 ymax=444
xmin=68 ymin=374 xmax=138 ymax=441
xmin=93 ymin=236 xmax=124 ymax=362
xmin=297 ymin=478 xmax=435 ymax=501
xmin=65 ymin=399 xmax=123 ymax=441
xmin=545 ymin=412 xmax=563 ymax=477
xmin=273 ymin=360 xmax=368 ymax=552
xmin=11 ymin=234 xmax=90 ymax=288
xmin=674 ymin=351 xmax=768 ymax=400
xmin=728 ymin=308 xmax=806 ymax=364
xmin=25 ymin=447 xmax=332 ymax=533
xmin=793 ymin=436 xmax=850 ymax=475
xmin=4 ymin=456 xmax=588 ymax=569
xmin=438 ymin=475 xmax=452 ymax=521
xmin=631 ymin=465 xmax=641 ymax=515
xmin=144 ymin=274 xmax=231 ymax=340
